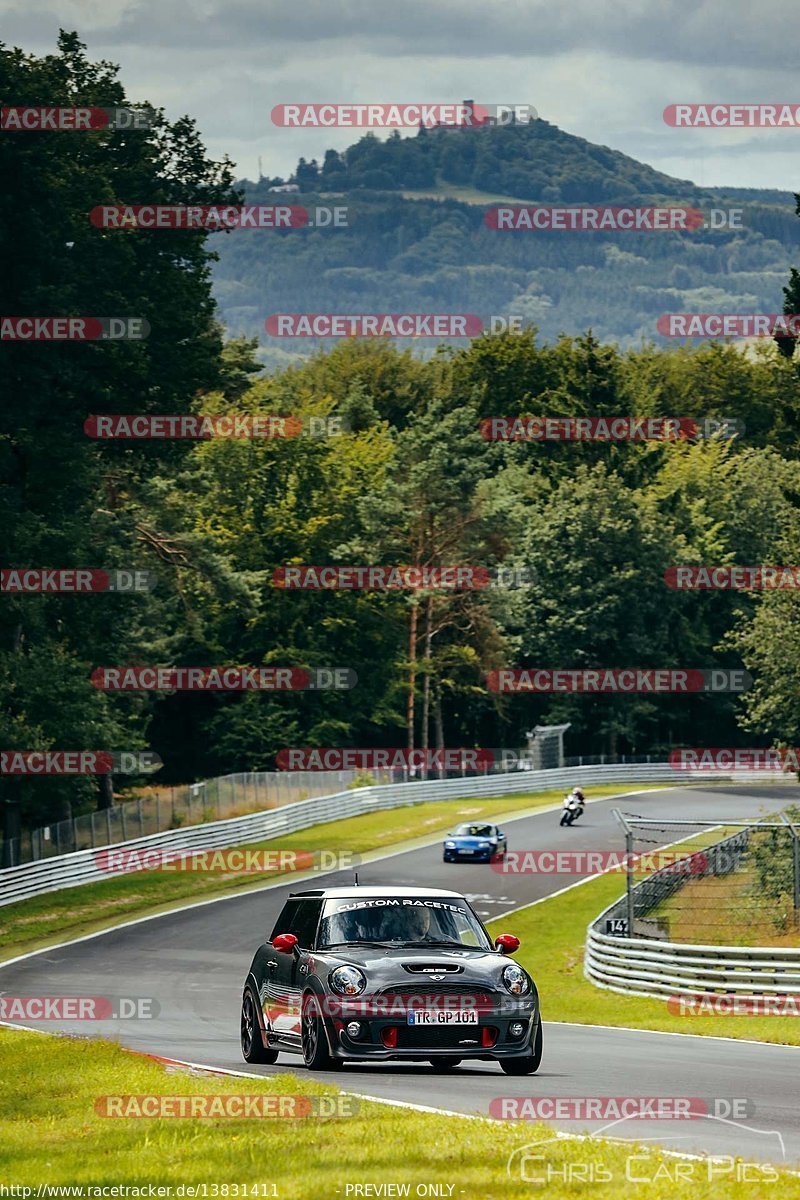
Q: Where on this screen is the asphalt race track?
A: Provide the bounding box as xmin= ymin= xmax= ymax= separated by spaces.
xmin=3 ymin=783 xmax=800 ymax=1166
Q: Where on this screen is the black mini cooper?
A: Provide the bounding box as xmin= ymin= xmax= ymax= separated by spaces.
xmin=240 ymin=885 xmax=542 ymax=1074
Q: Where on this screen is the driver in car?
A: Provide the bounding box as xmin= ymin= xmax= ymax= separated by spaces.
xmin=381 ymin=904 xmax=433 ymax=943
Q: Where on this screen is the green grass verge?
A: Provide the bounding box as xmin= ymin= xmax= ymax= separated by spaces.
xmin=2 ymin=1027 xmax=799 ymax=1196
xmin=490 ymin=867 xmax=800 ymax=1046
xmin=0 ymin=784 xmax=668 ymax=961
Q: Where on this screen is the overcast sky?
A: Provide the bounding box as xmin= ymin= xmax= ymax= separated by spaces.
xmin=2 ymin=0 xmax=798 ymax=191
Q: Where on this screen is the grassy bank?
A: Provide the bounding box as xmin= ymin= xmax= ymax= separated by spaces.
xmin=2 ymin=1026 xmax=798 ymax=1196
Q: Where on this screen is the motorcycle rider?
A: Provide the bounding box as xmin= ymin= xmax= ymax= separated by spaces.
xmin=570 ymin=786 xmax=585 ymax=807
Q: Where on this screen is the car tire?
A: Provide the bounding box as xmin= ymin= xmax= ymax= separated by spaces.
xmin=429 ymin=1057 xmax=462 ymax=1070
xmin=499 ymin=1021 xmax=542 ymax=1075
xmin=240 ymin=986 xmax=279 ymax=1064
xmin=302 ymin=993 xmax=341 ymax=1070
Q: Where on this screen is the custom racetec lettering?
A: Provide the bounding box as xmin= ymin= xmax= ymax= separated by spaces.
xmin=331 ymin=898 xmax=468 ymax=914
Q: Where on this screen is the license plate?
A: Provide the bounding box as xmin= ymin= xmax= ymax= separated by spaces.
xmin=459 ymin=848 xmax=475 ymax=854
xmin=407 ymin=1009 xmax=479 ymax=1025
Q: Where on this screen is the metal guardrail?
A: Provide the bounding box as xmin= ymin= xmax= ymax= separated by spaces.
xmin=585 ymin=827 xmax=800 ymax=998
xmin=0 ymin=761 xmax=784 ymax=910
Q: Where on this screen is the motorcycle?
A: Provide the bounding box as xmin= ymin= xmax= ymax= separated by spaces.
xmin=559 ymin=794 xmax=585 ymax=826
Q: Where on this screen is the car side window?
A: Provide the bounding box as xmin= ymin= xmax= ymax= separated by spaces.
xmin=269 ymin=898 xmax=322 ymax=948
xmin=291 ymin=899 xmax=323 ymax=948
xmin=269 ymin=900 xmax=299 ymax=942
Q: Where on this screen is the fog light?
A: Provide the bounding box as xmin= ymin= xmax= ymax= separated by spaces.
xmin=346 ymin=1021 xmax=361 ymax=1039
xmin=510 ymin=1022 xmax=525 ymax=1037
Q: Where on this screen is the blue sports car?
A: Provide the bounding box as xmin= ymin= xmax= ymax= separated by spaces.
xmin=443 ymin=822 xmax=507 ymax=863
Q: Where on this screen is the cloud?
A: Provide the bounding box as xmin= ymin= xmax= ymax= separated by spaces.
xmin=1 ymin=0 xmax=797 ymax=189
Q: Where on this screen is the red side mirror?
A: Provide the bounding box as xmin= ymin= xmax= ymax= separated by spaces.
xmin=495 ymin=933 xmax=520 ymax=955
xmin=272 ymin=933 xmax=298 ymax=954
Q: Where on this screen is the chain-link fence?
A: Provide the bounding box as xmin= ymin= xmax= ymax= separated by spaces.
xmin=2 ymin=770 xmax=359 ymax=867
xmin=607 ymin=810 xmax=800 ymax=944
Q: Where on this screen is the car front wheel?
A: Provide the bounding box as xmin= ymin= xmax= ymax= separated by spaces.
xmin=240 ymin=987 xmax=279 ymax=1064
xmin=302 ymin=994 xmax=341 ymax=1070
xmin=499 ymin=1021 xmax=542 ymax=1076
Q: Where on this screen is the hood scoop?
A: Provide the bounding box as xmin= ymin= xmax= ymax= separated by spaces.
xmin=403 ymin=962 xmax=462 ymax=974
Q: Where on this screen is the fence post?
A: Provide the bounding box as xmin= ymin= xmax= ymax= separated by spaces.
xmin=90 ymin=811 xmax=97 ymax=849
xmin=156 ymin=791 xmax=162 ymax=833
xmin=137 ymin=796 xmax=144 ymax=837
xmin=106 ymin=808 xmax=112 ymax=844
xmin=780 ymin=814 xmax=800 ymax=912
xmin=121 ymin=804 xmax=127 ymax=840
xmin=612 ymin=808 xmax=635 ymax=937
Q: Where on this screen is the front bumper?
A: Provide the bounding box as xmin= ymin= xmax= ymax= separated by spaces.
xmin=325 ymin=994 xmax=538 ymax=1060
xmin=443 ymin=845 xmax=497 ymax=862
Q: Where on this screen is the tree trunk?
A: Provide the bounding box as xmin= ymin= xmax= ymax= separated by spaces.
xmin=1 ymin=785 xmax=21 ymax=867
xmin=434 ymin=683 xmax=445 ymax=779
xmin=406 ymin=601 xmax=418 ymax=760
xmin=96 ymin=773 xmax=115 ymax=810
xmin=420 ymin=595 xmax=433 ymax=778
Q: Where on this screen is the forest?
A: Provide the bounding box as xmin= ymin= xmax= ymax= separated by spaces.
xmin=2 ymin=35 xmax=800 ymax=843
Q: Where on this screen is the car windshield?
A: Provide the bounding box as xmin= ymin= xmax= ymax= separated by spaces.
xmin=453 ymin=823 xmax=494 ymax=837
xmin=317 ymin=896 xmax=492 ymax=950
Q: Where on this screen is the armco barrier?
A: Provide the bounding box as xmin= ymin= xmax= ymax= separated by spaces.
xmin=0 ymin=762 xmax=784 ymax=909
xmin=585 ymin=827 xmax=800 ymax=999
xmin=585 ymin=928 xmax=800 ymax=999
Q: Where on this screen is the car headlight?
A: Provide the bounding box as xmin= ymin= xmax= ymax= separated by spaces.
xmin=480 ymin=842 xmax=491 ymax=849
xmin=329 ymin=965 xmax=367 ymax=996
xmin=444 ymin=841 xmax=456 ymax=848
xmin=502 ymin=963 xmax=530 ymax=995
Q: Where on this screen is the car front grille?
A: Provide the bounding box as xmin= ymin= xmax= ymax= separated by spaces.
xmin=380 ymin=984 xmax=496 ymax=998
xmin=395 ymin=1025 xmax=487 ymax=1049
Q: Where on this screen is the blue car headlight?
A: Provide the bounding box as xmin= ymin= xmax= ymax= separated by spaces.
xmin=444 ymin=841 xmax=456 ymax=848
xmin=329 ymin=965 xmax=366 ymax=996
